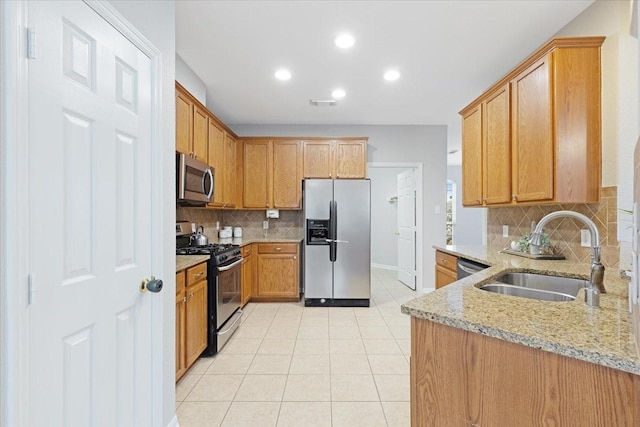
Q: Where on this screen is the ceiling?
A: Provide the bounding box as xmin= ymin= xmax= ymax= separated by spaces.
xmin=176 ymin=0 xmax=595 ymax=164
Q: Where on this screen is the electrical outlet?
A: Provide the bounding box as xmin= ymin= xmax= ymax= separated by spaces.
xmin=263 ymin=220 xmax=269 ymax=230
xmin=580 ymin=229 xmax=591 ymax=247
xmin=503 ymin=225 xmax=509 ymax=237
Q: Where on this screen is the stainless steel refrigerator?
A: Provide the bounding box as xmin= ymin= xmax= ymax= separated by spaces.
xmin=303 ymin=179 xmax=371 ymax=307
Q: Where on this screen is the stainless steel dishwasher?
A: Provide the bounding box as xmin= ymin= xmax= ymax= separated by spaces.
xmin=456 ymin=258 xmax=489 ymax=279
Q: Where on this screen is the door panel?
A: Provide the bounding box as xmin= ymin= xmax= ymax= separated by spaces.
xmin=512 ymin=56 xmax=554 ymax=202
xmin=397 ymin=170 xmax=417 ymax=290
xmin=483 ymin=85 xmax=512 ymax=205
xmin=461 ymin=106 xmax=483 ymax=206
xmin=333 ymin=180 xmax=371 ymax=299
xmin=28 ymin=2 xmax=157 ymax=425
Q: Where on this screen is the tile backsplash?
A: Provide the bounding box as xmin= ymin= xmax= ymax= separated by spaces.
xmin=177 ymin=207 xmax=303 ymax=240
xmin=487 ymin=186 xmax=619 ymax=268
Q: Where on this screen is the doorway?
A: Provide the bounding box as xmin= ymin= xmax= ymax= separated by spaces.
xmin=367 ymin=162 xmax=423 ymax=292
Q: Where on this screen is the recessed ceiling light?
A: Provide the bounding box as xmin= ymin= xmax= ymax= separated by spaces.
xmin=331 ymin=88 xmax=346 ymax=99
xmin=274 ymin=69 xmax=291 ymax=81
xmin=383 ymin=69 xmax=400 ymax=81
xmin=335 ymin=33 xmax=355 ymax=49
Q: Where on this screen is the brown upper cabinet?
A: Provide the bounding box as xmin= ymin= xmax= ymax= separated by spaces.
xmin=303 ymin=139 xmax=367 ymax=179
xmin=459 ymin=37 xmax=604 ymax=207
xmin=242 ymin=138 xmax=303 ymax=210
xmin=176 ymin=87 xmax=208 ymax=161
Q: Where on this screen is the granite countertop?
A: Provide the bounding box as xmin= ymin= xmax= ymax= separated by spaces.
xmin=214 ymin=237 xmax=302 ymax=247
xmin=176 ymin=255 xmax=210 ymax=271
xmin=401 ymin=245 xmax=640 ymax=375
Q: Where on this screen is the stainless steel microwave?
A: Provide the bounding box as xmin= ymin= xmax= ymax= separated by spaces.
xmin=176 ymin=153 xmax=214 ymax=205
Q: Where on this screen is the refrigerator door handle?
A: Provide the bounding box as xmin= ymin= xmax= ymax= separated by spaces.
xmin=326 ymin=239 xmax=349 ymax=244
xmin=329 ymin=200 xmax=337 ymax=262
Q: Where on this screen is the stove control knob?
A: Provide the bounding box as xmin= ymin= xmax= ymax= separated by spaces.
xmin=220 ymin=255 xmax=227 ymax=262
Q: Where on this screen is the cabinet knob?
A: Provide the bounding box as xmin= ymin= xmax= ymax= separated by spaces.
xmin=441 ymin=258 xmax=447 ymax=264
xmin=512 ymin=194 xmax=518 ymax=201
xmin=275 ymin=247 xmax=282 ymax=251
xmin=182 ymin=297 xmax=187 ymax=303
xmin=476 ymin=199 xmax=481 ymax=203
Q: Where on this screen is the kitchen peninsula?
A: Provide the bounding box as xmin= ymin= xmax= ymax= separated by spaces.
xmin=402 ymin=245 xmax=640 ymax=426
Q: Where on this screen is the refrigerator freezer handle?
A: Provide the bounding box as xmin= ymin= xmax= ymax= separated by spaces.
xmin=329 ymin=200 xmax=337 ymax=262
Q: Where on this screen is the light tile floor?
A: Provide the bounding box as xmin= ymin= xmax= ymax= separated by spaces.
xmin=176 ymin=267 xmax=417 ymax=427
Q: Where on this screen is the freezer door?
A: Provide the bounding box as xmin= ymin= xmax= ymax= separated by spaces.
xmin=303 ymin=180 xmax=333 ymax=219
xmin=304 ymin=180 xmax=334 ymax=299
xmin=333 ymin=180 xmax=371 ymax=299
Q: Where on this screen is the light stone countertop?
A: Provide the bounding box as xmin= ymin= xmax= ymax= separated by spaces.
xmin=176 ymin=255 xmax=210 ymax=272
xmin=401 ymin=245 xmax=640 ymax=375
xmin=208 ymin=237 xmax=303 ymax=247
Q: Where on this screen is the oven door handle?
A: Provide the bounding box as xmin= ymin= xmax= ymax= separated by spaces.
xmin=217 ymin=258 xmax=243 ymax=271
xmin=218 ymin=309 xmax=243 ymax=335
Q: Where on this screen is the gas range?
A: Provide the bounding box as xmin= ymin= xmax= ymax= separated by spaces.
xmin=176 ymin=243 xmax=241 ymax=266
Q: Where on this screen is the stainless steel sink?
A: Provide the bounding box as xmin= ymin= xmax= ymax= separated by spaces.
xmin=478 ymin=272 xmax=588 ymax=302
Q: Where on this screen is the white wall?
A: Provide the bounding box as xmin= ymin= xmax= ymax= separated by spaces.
xmin=107 ymin=2 xmax=176 ymax=426
xmin=447 ymin=165 xmax=486 ymax=245
xmin=368 ymin=167 xmax=410 ymax=268
xmin=555 ymin=0 xmax=638 ymax=247
xmin=231 ymin=124 xmax=448 ymax=291
xmin=176 ymin=54 xmax=207 ymax=105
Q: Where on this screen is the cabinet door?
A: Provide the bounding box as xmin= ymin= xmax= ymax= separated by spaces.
xmin=207 ymin=121 xmax=225 ymax=207
xmin=511 ymin=55 xmax=554 ymax=203
xmin=243 ymin=140 xmax=270 ymax=208
xmin=273 ymin=140 xmax=302 ymax=209
xmin=461 ymin=105 xmax=483 ymax=206
xmin=334 ymin=140 xmax=366 ymax=179
xmin=175 ymin=290 xmax=186 ymax=381
xmin=303 ymin=141 xmax=332 ymax=179
xmin=185 ymin=280 xmax=207 ymax=368
xmin=241 ymin=248 xmax=253 ymax=306
xmin=224 ymin=133 xmax=237 ymax=208
xmin=192 ymin=105 xmax=208 ymax=161
xmin=175 ymin=270 xmax=187 ymax=381
xmin=483 ymin=84 xmax=512 ymax=205
xmin=256 ymin=254 xmax=299 ymax=299
xmin=175 ymin=90 xmax=192 ymax=155
xmin=435 ymin=265 xmax=457 ymax=289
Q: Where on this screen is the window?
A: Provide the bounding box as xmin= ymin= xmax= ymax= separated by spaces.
xmin=446 ymin=180 xmax=456 ymax=245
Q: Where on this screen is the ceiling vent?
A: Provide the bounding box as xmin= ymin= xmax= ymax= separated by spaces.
xmin=309 ymin=99 xmax=337 ymax=107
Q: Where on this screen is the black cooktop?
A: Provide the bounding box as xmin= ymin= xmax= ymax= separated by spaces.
xmin=176 ymin=243 xmax=234 ymax=255
xmin=176 ymin=243 xmax=242 ymax=266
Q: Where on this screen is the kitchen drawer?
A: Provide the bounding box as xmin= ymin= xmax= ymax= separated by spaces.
xmin=176 ymin=270 xmax=186 ymax=294
xmin=435 ymin=250 xmax=457 ymax=272
xmin=186 ymin=262 xmax=207 ymax=285
xmin=258 ymin=243 xmax=298 ymax=254
xmin=242 ymin=244 xmax=253 ymax=257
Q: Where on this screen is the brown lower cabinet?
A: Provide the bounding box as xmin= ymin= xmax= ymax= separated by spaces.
xmin=252 ymin=243 xmax=300 ymax=301
xmin=241 ymin=244 xmax=254 ymax=306
xmin=435 ymin=250 xmax=457 ymax=289
xmin=410 ymin=318 xmax=640 ymax=426
xmin=176 ymin=262 xmax=208 ymax=382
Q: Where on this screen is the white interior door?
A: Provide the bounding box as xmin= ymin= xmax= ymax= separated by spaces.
xmin=27 ymin=1 xmax=160 ymax=425
xmin=397 ymin=170 xmax=417 ymax=290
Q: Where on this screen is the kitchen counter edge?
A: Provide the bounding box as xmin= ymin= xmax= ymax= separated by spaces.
xmin=401 ymin=245 xmax=640 ymax=375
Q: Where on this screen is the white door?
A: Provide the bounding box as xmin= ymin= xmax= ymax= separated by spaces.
xmin=397 ymin=170 xmax=417 ymax=290
xmin=28 ymin=2 xmax=161 ymax=425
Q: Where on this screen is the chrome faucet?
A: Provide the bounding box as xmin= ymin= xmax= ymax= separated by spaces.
xmin=529 ymin=210 xmax=605 ymax=307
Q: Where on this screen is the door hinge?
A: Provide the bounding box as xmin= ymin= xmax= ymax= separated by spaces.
xmin=28 ymin=274 xmax=35 ymax=304
xmin=26 ymin=27 xmax=36 ymax=59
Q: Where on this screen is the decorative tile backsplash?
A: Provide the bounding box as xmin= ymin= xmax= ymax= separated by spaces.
xmin=176 ymin=207 xmax=304 ymax=240
xmin=487 ymin=186 xmax=619 ymax=268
